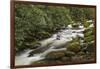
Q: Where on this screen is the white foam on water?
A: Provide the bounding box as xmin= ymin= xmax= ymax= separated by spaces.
xmin=15 ymin=25 xmax=85 ymax=65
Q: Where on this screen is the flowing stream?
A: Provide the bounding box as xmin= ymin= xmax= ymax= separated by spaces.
xmin=15 ymin=26 xmax=85 ymax=65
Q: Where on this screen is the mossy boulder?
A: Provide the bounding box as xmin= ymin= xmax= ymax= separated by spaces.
xmin=61 ymin=57 xmax=71 ymax=61
xmin=28 ymin=42 xmax=54 ymax=57
xmin=28 ymin=49 xmax=41 ymax=57
xmin=31 ymin=42 xmax=41 ymax=49
xmin=72 ymin=24 xmax=79 ymax=28
xmin=45 ymin=51 xmax=65 ymax=60
xmin=26 ymin=41 xmax=41 ymax=49
xmin=61 ymin=57 xmax=71 ymax=62
xmin=67 ymin=42 xmax=81 ymax=53
xmin=77 ymin=51 xmax=85 ymax=56
xmin=71 ymin=55 xmax=84 ymax=61
xmin=71 ymin=36 xmax=80 ymax=43
xmin=84 ymin=22 xmax=91 ymax=28
xmin=65 ymin=51 xmax=75 ymax=57
xmin=31 ymin=60 xmax=48 ymax=64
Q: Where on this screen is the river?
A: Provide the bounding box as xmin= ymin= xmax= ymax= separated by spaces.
xmin=15 ymin=26 xmax=85 ymax=66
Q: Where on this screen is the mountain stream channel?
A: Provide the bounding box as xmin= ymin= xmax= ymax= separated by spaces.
xmin=15 ymin=25 xmax=86 ymax=65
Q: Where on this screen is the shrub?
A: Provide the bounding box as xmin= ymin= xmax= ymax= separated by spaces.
xmin=84 ymin=31 xmax=93 ymax=37
xmin=84 ymin=35 xmax=94 ymax=42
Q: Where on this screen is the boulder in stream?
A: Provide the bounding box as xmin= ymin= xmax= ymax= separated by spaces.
xmin=45 ymin=50 xmax=66 ymax=60
xmin=28 ymin=42 xmax=53 ymax=57
xmin=65 ymin=51 xmax=75 ymax=57
xmin=67 ymin=42 xmax=81 ymax=53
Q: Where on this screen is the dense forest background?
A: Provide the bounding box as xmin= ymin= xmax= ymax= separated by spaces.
xmin=15 ymin=4 xmax=95 ymax=53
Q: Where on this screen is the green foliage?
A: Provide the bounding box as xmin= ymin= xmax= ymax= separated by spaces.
xmin=15 ymin=4 xmax=95 ymax=53
xmin=69 ymin=7 xmax=95 ymax=23
xmin=84 ymin=35 xmax=94 ymax=42
xmin=84 ymin=22 xmax=91 ymax=28
xmin=15 ymin=4 xmax=72 ymax=52
xmin=69 ymin=8 xmax=85 ymax=23
xmin=83 ymin=23 xmax=95 ymax=53
xmin=84 ymin=31 xmax=93 ymax=37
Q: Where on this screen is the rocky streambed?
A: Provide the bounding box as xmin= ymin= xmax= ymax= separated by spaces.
xmin=15 ymin=24 xmax=95 ymax=65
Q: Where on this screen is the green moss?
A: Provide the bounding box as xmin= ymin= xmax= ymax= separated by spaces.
xmin=71 ymin=55 xmax=84 ymax=61
xmin=72 ymin=24 xmax=79 ymax=28
xmin=28 ymin=42 xmax=54 ymax=57
xmin=45 ymin=51 xmax=65 ymax=60
xmin=38 ymin=31 xmax=51 ymax=39
xmin=65 ymin=51 xmax=75 ymax=57
xmin=67 ymin=42 xmax=81 ymax=53
xmin=61 ymin=57 xmax=71 ymax=61
xmin=26 ymin=41 xmax=41 ymax=49
xmin=31 ymin=60 xmax=48 ymax=64
xmin=84 ymin=31 xmax=93 ymax=37
xmin=84 ymin=22 xmax=91 ymax=28
xmin=84 ymin=35 xmax=94 ymax=42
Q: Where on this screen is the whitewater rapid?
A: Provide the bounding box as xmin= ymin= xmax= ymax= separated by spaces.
xmin=15 ymin=28 xmax=84 ymax=65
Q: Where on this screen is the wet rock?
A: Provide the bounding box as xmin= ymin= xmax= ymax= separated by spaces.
xmin=31 ymin=43 xmax=41 ymax=49
xmin=26 ymin=41 xmax=41 ymax=49
xmin=61 ymin=57 xmax=71 ymax=61
xmin=28 ymin=50 xmax=40 ymax=57
xmin=45 ymin=51 xmax=65 ymax=60
xmin=31 ymin=60 xmax=48 ymax=64
xmin=28 ymin=42 xmax=53 ymax=57
xmin=28 ymin=45 xmax=51 ymax=57
xmin=71 ymin=55 xmax=84 ymax=61
xmin=55 ymin=60 xmax=63 ymax=64
xmin=77 ymin=51 xmax=85 ymax=56
xmin=65 ymin=51 xmax=75 ymax=57
xmin=72 ymin=24 xmax=79 ymax=28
